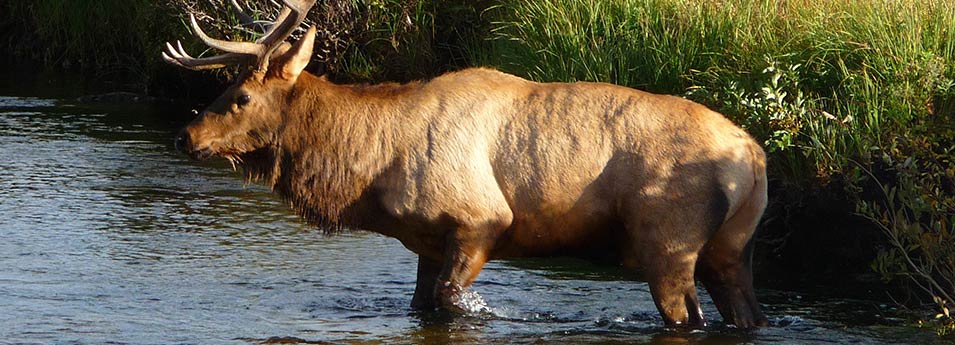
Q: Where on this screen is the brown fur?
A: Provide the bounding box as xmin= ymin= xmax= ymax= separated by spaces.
xmin=175 ymin=28 xmax=769 ymax=328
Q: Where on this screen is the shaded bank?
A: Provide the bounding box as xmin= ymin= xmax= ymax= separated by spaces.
xmin=0 ymin=0 xmax=488 ymax=97
xmin=1 ymin=0 xmax=953 ymax=334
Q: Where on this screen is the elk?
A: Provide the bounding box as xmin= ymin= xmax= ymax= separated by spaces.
xmin=165 ymin=0 xmax=769 ymax=328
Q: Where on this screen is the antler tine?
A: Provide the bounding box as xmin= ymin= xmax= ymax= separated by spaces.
xmin=189 ymin=14 xmax=266 ymax=56
xmin=163 ymin=40 xmax=252 ymax=71
xmin=256 ymin=7 xmax=291 ymax=44
xmin=229 ymin=0 xmax=256 ymax=27
xmin=255 ymin=0 xmax=317 ymax=71
xmin=229 ymin=0 xmax=270 ymax=33
xmin=162 ymin=0 xmax=315 ymax=72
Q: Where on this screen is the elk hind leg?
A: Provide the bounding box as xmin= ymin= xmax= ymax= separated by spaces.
xmin=697 ymin=181 xmax=768 ymax=328
xmin=698 ymin=239 xmax=766 ymax=328
xmin=628 ymin=216 xmax=707 ymax=328
xmin=646 ymin=252 xmax=706 ymax=328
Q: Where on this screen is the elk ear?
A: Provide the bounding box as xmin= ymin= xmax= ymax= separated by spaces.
xmin=274 ymin=26 xmax=316 ymax=82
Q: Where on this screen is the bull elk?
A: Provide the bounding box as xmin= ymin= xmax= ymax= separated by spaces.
xmin=165 ymin=0 xmax=769 ymax=328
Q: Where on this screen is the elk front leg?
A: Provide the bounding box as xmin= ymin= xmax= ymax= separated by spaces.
xmin=411 ymin=157 xmax=513 ymax=313
xmin=432 ymin=215 xmax=514 ymax=313
xmin=435 ymin=235 xmax=491 ymax=313
xmin=411 ymin=255 xmax=441 ymax=310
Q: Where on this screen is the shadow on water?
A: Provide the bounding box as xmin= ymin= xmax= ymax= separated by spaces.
xmin=0 ymin=93 xmax=947 ymax=344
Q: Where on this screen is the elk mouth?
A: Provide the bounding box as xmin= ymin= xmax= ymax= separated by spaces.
xmin=180 ymin=146 xmax=216 ymax=161
xmin=192 ymin=148 xmax=217 ymax=161
xmin=174 ymin=130 xmax=274 ymax=175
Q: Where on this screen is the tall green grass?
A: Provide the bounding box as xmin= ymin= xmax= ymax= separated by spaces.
xmin=475 ymin=0 xmax=955 ymax=330
xmin=333 ymin=0 xmax=486 ymax=82
xmin=477 ymin=0 xmax=954 ymax=178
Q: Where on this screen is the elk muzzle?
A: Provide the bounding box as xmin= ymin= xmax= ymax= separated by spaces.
xmin=175 ymin=129 xmax=214 ymax=160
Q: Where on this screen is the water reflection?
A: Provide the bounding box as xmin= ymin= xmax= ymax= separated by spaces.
xmin=0 ymin=96 xmax=943 ymax=344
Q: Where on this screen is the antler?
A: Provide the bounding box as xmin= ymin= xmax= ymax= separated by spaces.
xmin=229 ymin=0 xmax=269 ymax=33
xmin=162 ymin=0 xmax=316 ymax=72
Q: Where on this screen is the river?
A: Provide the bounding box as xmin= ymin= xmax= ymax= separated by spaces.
xmin=0 ymin=93 xmax=944 ymax=344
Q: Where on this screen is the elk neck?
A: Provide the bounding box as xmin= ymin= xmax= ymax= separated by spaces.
xmin=263 ymin=72 xmax=420 ymax=227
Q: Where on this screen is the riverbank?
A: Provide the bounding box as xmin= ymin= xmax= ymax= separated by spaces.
xmin=2 ymin=0 xmax=952 ymax=335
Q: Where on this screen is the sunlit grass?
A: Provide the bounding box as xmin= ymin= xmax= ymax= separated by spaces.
xmin=477 ymin=0 xmax=954 ymax=177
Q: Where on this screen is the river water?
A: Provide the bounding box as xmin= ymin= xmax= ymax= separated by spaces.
xmin=0 ymin=94 xmax=944 ymax=344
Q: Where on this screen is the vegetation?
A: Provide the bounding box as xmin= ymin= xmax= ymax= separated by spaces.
xmin=0 ymin=0 xmax=481 ymax=94
xmin=0 ymin=0 xmax=176 ymax=92
xmin=1 ymin=0 xmax=953 ymax=334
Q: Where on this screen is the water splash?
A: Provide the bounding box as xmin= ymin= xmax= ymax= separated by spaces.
xmin=773 ymin=315 xmax=806 ymax=327
xmin=456 ymin=289 xmax=492 ymax=314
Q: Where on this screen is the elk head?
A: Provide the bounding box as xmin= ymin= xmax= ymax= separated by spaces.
xmin=165 ymin=0 xmax=317 ymax=166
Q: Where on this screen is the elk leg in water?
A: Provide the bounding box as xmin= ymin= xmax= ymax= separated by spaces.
xmin=698 ymin=241 xmax=767 ymax=329
xmin=408 ymin=147 xmax=513 ymax=312
xmin=623 ymin=197 xmax=710 ymax=328
xmin=411 ymin=255 xmax=442 ymax=310
xmin=433 ymin=231 xmax=493 ymax=313
xmin=697 ymin=168 xmax=768 ymax=329
xmin=646 ymin=251 xmax=706 ymax=328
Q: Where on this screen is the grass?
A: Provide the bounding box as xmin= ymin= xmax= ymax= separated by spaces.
xmin=477 ymin=0 xmax=954 ymax=177
xmin=330 ymin=0 xmax=489 ymax=82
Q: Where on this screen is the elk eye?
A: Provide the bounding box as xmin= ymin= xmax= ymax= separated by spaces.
xmin=237 ymin=94 xmax=251 ymax=106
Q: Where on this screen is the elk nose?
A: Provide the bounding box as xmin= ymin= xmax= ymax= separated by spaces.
xmin=174 ymin=131 xmax=191 ymax=153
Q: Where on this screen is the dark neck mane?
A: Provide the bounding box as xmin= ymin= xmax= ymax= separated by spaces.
xmin=240 ymin=73 xmax=418 ymax=228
